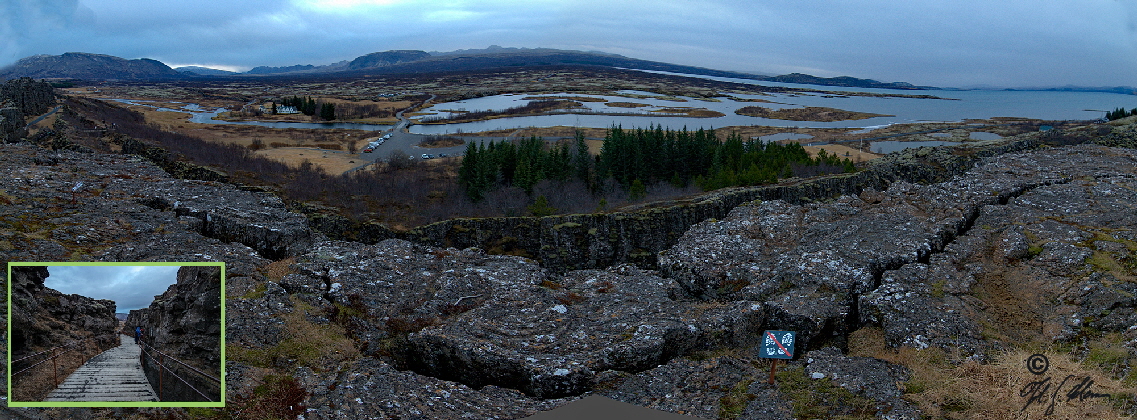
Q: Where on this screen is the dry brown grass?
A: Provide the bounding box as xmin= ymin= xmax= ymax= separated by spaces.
xmin=11 ymin=339 xmax=102 ymax=402
xmin=804 ymin=144 xmax=881 ymax=162
xmin=848 ymin=327 xmax=1135 ymax=420
xmin=419 ymin=136 xmax=465 ymax=148
xmin=650 ymin=107 xmax=726 ymax=118
xmin=261 ymin=257 xmax=297 ymax=282
xmin=735 ymin=106 xmax=892 ymax=122
xmin=254 ymin=147 xmax=369 ymax=175
xmin=227 ymin=296 xmax=360 ymax=372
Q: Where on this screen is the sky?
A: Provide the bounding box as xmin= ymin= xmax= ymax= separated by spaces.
xmin=2 ymin=0 xmax=1136 ymax=88
xmin=44 ymin=266 xmax=180 ymax=312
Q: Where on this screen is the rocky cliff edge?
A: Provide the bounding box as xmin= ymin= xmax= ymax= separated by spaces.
xmin=2 ymin=122 xmax=1136 ymax=417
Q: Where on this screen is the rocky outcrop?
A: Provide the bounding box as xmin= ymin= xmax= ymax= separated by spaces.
xmin=0 ymin=77 xmax=55 ymax=116
xmin=274 ymin=240 xmax=761 ymax=398
xmin=8 ymin=265 xmax=119 ymax=401
xmin=9 ymin=266 xmax=119 ymax=355
xmin=0 ymin=77 xmax=55 ymax=142
xmin=3 ymin=122 xmax=1135 ymax=418
xmin=0 ymin=143 xmax=318 ymax=260
xmin=115 ymin=135 xmax=230 ymax=183
xmin=131 ymin=266 xmax=223 ymax=402
xmin=0 ymin=107 xmax=22 ymax=140
xmin=0 ymin=142 xmax=273 ymax=406
xmin=660 ymin=144 xmax=1135 ymax=354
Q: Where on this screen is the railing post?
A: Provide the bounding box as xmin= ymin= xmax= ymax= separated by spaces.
xmin=52 ymin=347 xmax=57 ymax=386
xmin=159 ymin=353 xmax=164 ymax=402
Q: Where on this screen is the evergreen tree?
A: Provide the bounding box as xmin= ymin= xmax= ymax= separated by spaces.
xmin=459 ymin=141 xmax=479 ymax=200
xmin=629 ymin=179 xmax=646 ymax=201
xmin=528 ymin=195 xmax=557 ymax=216
xmin=572 ymin=130 xmax=592 ymax=185
xmin=320 ymin=103 xmax=336 ymax=121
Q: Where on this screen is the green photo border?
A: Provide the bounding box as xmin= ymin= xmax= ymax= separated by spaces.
xmin=7 ymin=262 xmax=226 ymax=408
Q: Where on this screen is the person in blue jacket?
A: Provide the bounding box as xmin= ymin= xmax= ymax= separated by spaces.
xmin=134 ymin=326 xmax=141 ymax=344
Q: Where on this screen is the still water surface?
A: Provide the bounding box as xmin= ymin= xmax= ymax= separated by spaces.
xmin=409 ymin=70 xmax=1137 ymax=134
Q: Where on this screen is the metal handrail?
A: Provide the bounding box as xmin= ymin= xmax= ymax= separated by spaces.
xmin=11 ymin=336 xmax=87 ymax=386
xmin=139 ymin=341 xmax=221 ymax=382
xmin=11 ymin=341 xmax=79 ymax=377
xmin=11 ymin=350 xmax=67 ymax=378
xmin=11 ymin=342 xmax=71 ymax=365
xmin=138 ymin=341 xmax=219 ymax=402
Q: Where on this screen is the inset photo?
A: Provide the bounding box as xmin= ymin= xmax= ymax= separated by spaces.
xmin=7 ymin=262 xmax=225 ymax=408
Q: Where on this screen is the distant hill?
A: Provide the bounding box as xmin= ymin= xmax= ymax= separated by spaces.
xmin=175 ymin=66 xmax=237 ymax=76
xmin=0 ymin=52 xmax=183 ymax=80
xmin=115 ymin=313 xmax=129 ymax=321
xmin=760 ymin=73 xmax=925 ymax=90
xmin=335 ymin=48 xmax=774 ymax=81
xmin=246 ymin=64 xmax=316 ymax=75
xmin=348 ymin=50 xmax=431 ymax=70
xmin=1005 ymin=85 xmax=1137 ymax=96
xmin=245 ymin=60 xmax=352 ymax=75
xmin=334 ymin=49 xmax=932 ymax=89
xmin=0 ymin=48 xmax=935 ymax=90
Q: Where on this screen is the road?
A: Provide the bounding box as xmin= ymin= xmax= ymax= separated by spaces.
xmin=343 ymin=95 xmax=596 ymax=173
xmin=23 ymin=105 xmax=62 ymax=130
xmin=344 ymin=95 xmax=516 ymax=173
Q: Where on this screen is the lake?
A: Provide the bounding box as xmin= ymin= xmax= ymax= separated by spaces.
xmin=409 ymin=70 xmax=1137 ymax=134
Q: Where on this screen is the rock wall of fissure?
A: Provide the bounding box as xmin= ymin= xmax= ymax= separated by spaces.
xmin=127 ymin=266 xmax=222 ymax=402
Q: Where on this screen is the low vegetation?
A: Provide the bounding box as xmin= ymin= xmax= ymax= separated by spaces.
xmin=847 ymin=327 xmax=1135 ymax=419
xmin=418 ymin=135 xmax=465 ymax=148
xmin=735 ymin=105 xmax=891 ymax=122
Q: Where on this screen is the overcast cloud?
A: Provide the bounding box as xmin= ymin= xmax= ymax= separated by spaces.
xmin=2 ymin=0 xmax=1136 ymax=87
xmin=44 ymin=266 xmax=180 ymax=312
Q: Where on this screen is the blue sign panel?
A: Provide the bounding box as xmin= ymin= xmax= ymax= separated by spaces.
xmin=760 ymin=330 xmax=796 ymax=359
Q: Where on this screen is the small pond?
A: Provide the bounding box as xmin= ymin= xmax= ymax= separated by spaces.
xmin=968 ymin=132 xmax=1002 ymax=140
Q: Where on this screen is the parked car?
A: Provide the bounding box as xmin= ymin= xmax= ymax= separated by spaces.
xmin=438 ymin=153 xmax=448 ymax=158
xmin=421 ymin=154 xmax=431 ymax=159
xmin=363 ymin=147 xmax=374 ymax=153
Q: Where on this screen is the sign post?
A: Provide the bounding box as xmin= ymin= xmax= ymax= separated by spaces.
xmin=759 ymin=330 xmax=796 ymax=385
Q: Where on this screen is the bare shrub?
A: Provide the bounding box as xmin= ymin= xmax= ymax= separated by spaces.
xmin=387 ymin=149 xmax=410 ymax=170
xmin=478 ymin=186 xmax=529 ymax=217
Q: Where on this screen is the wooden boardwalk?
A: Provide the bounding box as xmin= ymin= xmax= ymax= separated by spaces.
xmin=45 ymin=335 xmax=157 ymax=402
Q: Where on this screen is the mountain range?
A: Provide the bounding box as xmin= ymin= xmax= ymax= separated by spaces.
xmin=0 ymin=47 xmax=928 ymax=90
